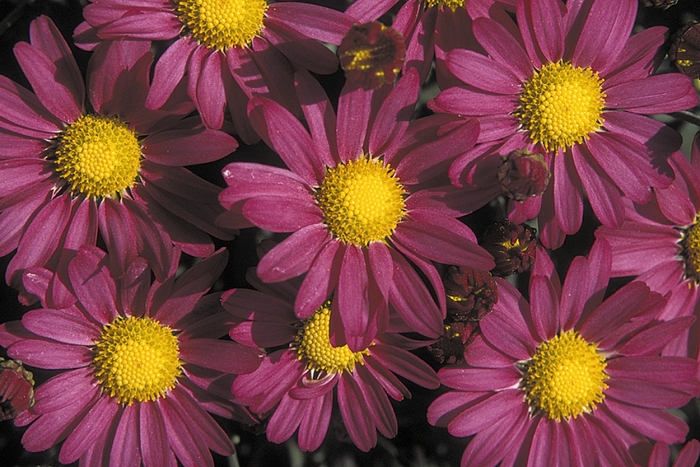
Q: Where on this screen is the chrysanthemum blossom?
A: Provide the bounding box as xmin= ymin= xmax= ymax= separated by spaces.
xmin=0 ymin=16 xmax=237 ymax=305
xmin=74 ymin=0 xmax=355 ymax=143
xmin=219 ymin=69 xmax=494 ymax=351
xmin=224 ymin=278 xmax=439 ymax=452
xmin=595 ymin=142 xmax=700 ymax=300
xmin=0 ymin=246 xmax=262 ymax=467
xmin=432 ymin=0 xmax=698 ymax=248
xmin=428 ymin=240 xmax=699 ymax=467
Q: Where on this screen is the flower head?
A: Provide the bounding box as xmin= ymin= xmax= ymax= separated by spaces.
xmin=219 ymin=70 xmax=494 ymax=350
xmin=433 ymin=0 xmax=698 ymax=248
xmin=0 ymin=246 xmax=262 ymax=466
xmin=428 ymin=241 xmax=699 ymax=466
xmin=75 ymin=0 xmax=355 ymax=142
xmin=0 ymin=16 xmax=237 ymax=305
xmin=225 ymin=274 xmax=439 ymax=452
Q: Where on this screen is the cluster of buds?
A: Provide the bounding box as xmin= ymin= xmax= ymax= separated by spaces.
xmin=670 ymin=23 xmax=700 ymax=80
xmin=428 ymin=266 xmax=498 ymax=364
xmin=480 ymin=220 xmax=538 ymax=277
xmin=338 ymin=21 xmax=406 ymax=90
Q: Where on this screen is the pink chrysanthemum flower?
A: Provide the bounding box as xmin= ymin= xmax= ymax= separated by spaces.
xmin=346 ymin=0 xmax=516 ymax=85
xmin=224 ymin=274 xmax=440 ymax=452
xmin=74 ymin=0 xmax=354 ymax=143
xmin=0 ymin=17 xmax=237 ymax=305
xmin=0 ymin=246 xmax=262 ymax=467
xmin=219 ymin=70 xmax=494 ymax=350
xmin=432 ymin=0 xmax=698 ymax=248
xmin=428 ymin=240 xmax=699 ymax=466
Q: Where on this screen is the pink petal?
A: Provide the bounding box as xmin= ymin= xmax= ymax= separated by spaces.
xmin=472 ymin=17 xmax=532 ymax=81
xmin=98 ymin=11 xmax=182 ymax=40
xmin=256 ymin=224 xmax=331 ymax=282
xmin=180 ymin=338 xmax=261 ymax=374
xmin=242 ymin=196 xmax=322 ymax=232
xmin=294 ymin=240 xmax=342 ymax=318
xmin=266 ymin=2 xmax=355 ymax=45
xmin=605 ymin=74 xmax=698 ymax=114
xmin=146 ymin=38 xmax=196 ymax=110
xmin=195 ymin=51 xmax=226 ymax=129
xmin=142 ymin=128 xmax=237 ymax=166
xmin=111 ymin=404 xmax=141 ymax=467
xmin=336 ymin=83 xmax=372 ymax=163
xmin=59 ymin=395 xmax=119 ymax=465
xmin=338 ymin=374 xmax=376 ymax=452
xmin=22 ymin=308 xmax=100 ymax=346
xmin=529 ymin=275 xmax=559 ymax=341
xmin=369 ymin=69 xmax=419 ymax=157
xmin=140 ymin=401 xmax=175 ymax=467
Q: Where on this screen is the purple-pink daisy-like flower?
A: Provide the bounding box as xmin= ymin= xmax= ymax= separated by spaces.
xmin=0 ymin=246 xmax=262 ymax=467
xmin=428 ymin=240 xmax=699 ymax=467
xmin=432 ymin=0 xmax=698 ymax=248
xmin=74 ymin=0 xmax=355 ymax=143
xmin=224 ymin=272 xmax=440 ymax=452
xmin=0 ymin=16 xmax=237 ymax=305
xmin=219 ymin=69 xmax=494 ymax=351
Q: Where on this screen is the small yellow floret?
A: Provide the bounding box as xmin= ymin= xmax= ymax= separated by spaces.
xmin=54 ymin=114 xmax=141 ymax=199
xmin=295 ymin=305 xmax=370 ymax=374
xmin=682 ymin=216 xmax=700 ymax=283
xmin=175 ymin=0 xmax=268 ymax=50
xmin=315 ymin=157 xmax=406 ymax=247
xmin=515 ymin=61 xmax=606 ymax=152
xmin=93 ymin=316 xmax=182 ymax=405
xmin=521 ymin=330 xmax=608 ymax=421
xmin=423 ymin=0 xmax=466 ymax=10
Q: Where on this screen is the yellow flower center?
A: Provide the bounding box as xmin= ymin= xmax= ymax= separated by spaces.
xmin=423 ymin=0 xmax=465 ymax=10
xmin=175 ymin=0 xmax=268 ymax=50
xmin=315 ymin=157 xmax=406 ymax=247
xmin=54 ymin=114 xmax=141 ymax=199
xmin=515 ymin=61 xmax=606 ymax=152
xmin=682 ymin=216 xmax=700 ymax=283
xmin=93 ymin=316 xmax=182 ymax=406
xmin=295 ymin=304 xmax=370 ymax=374
xmin=520 ymin=330 xmax=609 ymax=421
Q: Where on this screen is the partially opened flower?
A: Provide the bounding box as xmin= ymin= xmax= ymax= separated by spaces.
xmin=0 ymin=16 xmax=237 ymax=305
xmin=432 ymin=0 xmax=698 ymax=248
xmin=219 ymin=70 xmax=494 ymax=350
xmin=428 ymin=241 xmax=699 ymax=466
xmin=0 ymin=246 xmax=262 ymax=466
xmin=225 ymin=274 xmax=439 ymax=452
xmin=74 ymin=0 xmax=354 ymax=142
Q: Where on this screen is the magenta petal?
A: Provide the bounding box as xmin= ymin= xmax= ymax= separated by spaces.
xmin=242 ymin=196 xmax=322 ymax=232
xmin=604 ymin=399 xmax=688 ymax=444
xmin=294 ymin=70 xmax=336 ymax=166
xmin=147 ymin=38 xmax=195 ymax=110
xmin=605 ymin=74 xmax=697 ymax=114
xmin=439 ymin=366 xmax=520 ymax=391
xmin=142 ymin=128 xmax=237 ymax=166
xmin=447 ymin=389 xmax=523 ymax=437
xmin=22 ymin=308 xmax=100 ymax=345
xmin=571 ymin=144 xmax=624 ymax=229
xmin=140 ymin=401 xmax=173 ymax=467
xmin=460 ymin=404 xmax=528 ymax=467
xmin=355 ymin=365 xmax=397 ymax=438
xmin=58 ymin=394 xmax=119 ymax=464
xmin=9 ymin=339 xmax=92 ymax=369
xmin=158 ymin=395 xmax=213 ymax=467
xmin=296 ymin=391 xmax=333 ymax=452
xmin=369 ymin=345 xmax=439 ymax=389
xmin=32 ymin=367 xmax=95 ymax=413
xmin=267 ymin=3 xmax=355 ymax=44
xmin=195 ymin=51 xmax=226 ymax=129
xmin=181 ymin=338 xmax=261 ymax=374
xmin=170 ymin=387 xmax=234 ymax=456
xmin=13 ymin=42 xmax=82 ymax=123
xmin=337 ymin=245 xmax=373 ymax=350
xmin=432 ymin=86 xmax=518 ymax=116
xmin=336 ymin=83 xmax=372 ymax=163
xmin=447 ymin=49 xmax=522 ymax=94
xmin=68 ymin=245 xmax=118 ymax=324
xmin=606 ymin=378 xmax=693 ymax=409
xmin=98 ymin=12 xmax=182 ymax=40
xmin=529 ymin=275 xmax=559 ymax=341
xmin=256 ymin=224 xmax=331 ymax=283
xmin=294 ymin=240 xmax=341 ymax=319
xmin=266 ymin=394 xmax=304 ymax=444
xmin=338 ymin=374 xmax=376 ymax=452
xmin=473 ymin=18 xmax=531 ymax=82
xmin=618 ymin=316 xmax=695 ymax=356
xmin=368 ymin=69 xmax=419 ymax=157
xmin=111 ymin=404 xmax=141 ymax=467
xmin=606 ymin=356 xmax=697 ymax=383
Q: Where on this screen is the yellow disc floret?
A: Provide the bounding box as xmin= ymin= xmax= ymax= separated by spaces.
xmin=54 ymin=114 xmax=141 ymax=199
xmin=93 ymin=316 xmax=182 ymax=405
xmin=682 ymin=216 xmax=700 ymax=283
xmin=521 ymin=330 xmax=609 ymax=421
xmin=423 ymin=0 xmax=465 ymax=10
xmin=515 ymin=61 xmax=606 ymax=152
xmin=315 ymin=157 xmax=406 ymax=247
xmin=295 ymin=304 xmax=370 ymax=374
xmin=175 ymin=0 xmax=268 ymax=50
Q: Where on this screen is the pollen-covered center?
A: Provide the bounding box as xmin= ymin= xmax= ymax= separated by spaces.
xmin=520 ymin=330 xmax=609 ymax=421
xmin=295 ymin=305 xmax=370 ymax=374
xmin=93 ymin=316 xmax=182 ymax=406
xmin=681 ymin=215 xmax=700 ymax=283
xmin=315 ymin=157 xmax=406 ymax=247
xmin=175 ymin=0 xmax=268 ymax=50
xmin=423 ymin=0 xmax=466 ymax=10
xmin=54 ymin=114 xmax=141 ymax=199
xmin=515 ymin=61 xmax=606 ymax=152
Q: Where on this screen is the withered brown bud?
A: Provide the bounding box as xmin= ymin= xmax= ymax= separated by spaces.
xmin=338 ymin=22 xmax=406 ymax=90
xmin=481 ymin=220 xmax=538 ymax=277
xmin=0 ymin=358 xmax=34 ymax=421
xmin=640 ymin=0 xmax=679 ymax=8
xmin=670 ymin=23 xmax=700 ymax=80
xmin=443 ymin=266 xmax=498 ymax=322
xmin=427 ymin=322 xmax=479 ymax=364
xmin=498 ymin=149 xmax=550 ymax=202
